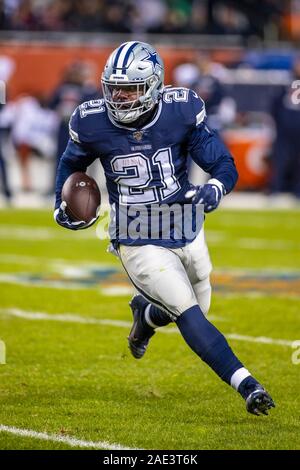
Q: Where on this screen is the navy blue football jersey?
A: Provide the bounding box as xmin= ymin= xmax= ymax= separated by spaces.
xmin=55 ymin=87 xmax=238 ymax=247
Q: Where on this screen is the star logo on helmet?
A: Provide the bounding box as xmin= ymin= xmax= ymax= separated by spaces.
xmin=141 ymin=49 xmax=162 ymax=73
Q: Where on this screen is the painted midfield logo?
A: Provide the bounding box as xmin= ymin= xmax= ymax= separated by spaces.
xmin=1 ymin=267 xmax=299 ymax=298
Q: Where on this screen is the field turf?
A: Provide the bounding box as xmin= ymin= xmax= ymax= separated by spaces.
xmin=0 ymin=208 xmax=299 ymax=450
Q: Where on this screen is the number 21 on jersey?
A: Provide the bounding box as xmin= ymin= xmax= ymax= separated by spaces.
xmin=111 ymin=147 xmax=180 ymax=204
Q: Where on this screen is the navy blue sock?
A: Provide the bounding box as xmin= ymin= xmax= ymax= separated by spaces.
xmin=147 ymin=305 xmax=172 ymax=327
xmin=176 ymin=305 xmax=244 ymax=385
xmin=136 ymin=295 xmax=172 ymax=328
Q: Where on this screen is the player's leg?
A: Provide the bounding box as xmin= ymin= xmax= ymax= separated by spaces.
xmin=120 ymin=245 xmax=274 ymax=414
xmin=127 ymin=294 xmax=173 ymax=358
xmin=134 ymin=229 xmax=211 ymax=331
xmin=119 ymin=243 xmax=200 ymax=320
xmin=119 ymin=243 xmax=275 ymax=415
xmin=177 ymin=229 xmax=275 ymax=415
xmin=178 ymin=228 xmax=212 ymax=316
xmin=127 ymin=294 xmax=170 ymax=359
xmin=118 ymin=244 xmax=198 ymax=318
xmin=118 ymin=243 xmax=198 ymax=358
xmin=108 ymin=243 xmax=172 ymax=357
xmin=133 ymin=295 xmax=172 ymax=328
xmin=192 ymin=277 xmax=211 ymax=316
xmin=175 ymin=304 xmax=274 ymax=414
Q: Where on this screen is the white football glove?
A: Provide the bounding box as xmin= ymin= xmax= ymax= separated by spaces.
xmin=54 ymin=201 xmax=98 ymax=230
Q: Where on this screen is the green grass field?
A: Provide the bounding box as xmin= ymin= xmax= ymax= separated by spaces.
xmin=0 ymin=208 xmax=299 ymax=450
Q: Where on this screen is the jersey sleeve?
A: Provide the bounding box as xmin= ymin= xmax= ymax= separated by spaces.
xmin=188 ymin=122 xmax=238 ymax=194
xmin=54 ymin=107 xmax=97 ymax=209
xmin=55 ymin=138 xmax=97 ymax=209
xmin=68 ymin=99 xmax=106 ymax=142
xmin=185 ymin=90 xmax=238 ymax=194
xmin=68 ymin=106 xmax=82 ymax=144
xmin=181 ymin=89 xmax=207 ymax=128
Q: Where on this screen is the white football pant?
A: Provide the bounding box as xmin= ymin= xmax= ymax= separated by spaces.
xmin=118 ymin=228 xmax=212 ymax=320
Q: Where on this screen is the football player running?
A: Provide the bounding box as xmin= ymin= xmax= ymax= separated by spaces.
xmin=54 ymin=41 xmax=275 ymax=416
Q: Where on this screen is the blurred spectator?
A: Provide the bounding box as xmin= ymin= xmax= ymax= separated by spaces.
xmin=0 ymin=92 xmax=59 ymax=192
xmin=174 ymin=52 xmax=236 ymax=130
xmin=73 ymin=0 xmax=103 ymax=30
xmin=39 ymin=0 xmax=74 ymax=32
xmin=269 ymin=56 xmax=300 ymax=198
xmin=0 ymin=0 xmax=288 ymax=40
xmin=0 ymin=0 xmax=10 ymax=30
xmin=0 ymin=122 xmax=11 ymax=200
xmin=48 ymin=60 xmax=99 ymax=193
xmin=192 ymin=52 xmax=236 ymax=129
xmin=0 ymin=55 xmax=15 ymax=201
xmin=188 ymin=0 xmax=209 ymax=34
xmin=130 ymin=0 xmax=167 ymax=33
xmin=173 ymin=62 xmax=200 ymax=88
xmin=100 ymin=2 xmax=131 ymax=33
xmin=9 ymin=0 xmax=39 ymax=31
xmin=173 ymin=52 xmax=236 ymax=185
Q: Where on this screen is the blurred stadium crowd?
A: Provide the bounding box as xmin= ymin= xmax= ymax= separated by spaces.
xmin=0 ymin=0 xmax=299 ymax=204
xmin=0 ymin=0 xmax=287 ymax=39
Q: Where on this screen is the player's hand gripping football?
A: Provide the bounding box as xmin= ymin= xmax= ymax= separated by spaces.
xmin=54 ymin=201 xmax=98 ymax=230
xmin=185 ymin=179 xmax=225 ymax=213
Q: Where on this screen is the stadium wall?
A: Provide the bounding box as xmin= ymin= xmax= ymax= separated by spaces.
xmin=0 ymin=42 xmax=242 ymax=99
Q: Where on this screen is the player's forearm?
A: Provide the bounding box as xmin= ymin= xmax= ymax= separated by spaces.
xmin=207 ymin=155 xmax=238 ymax=194
xmin=54 ymin=157 xmax=75 ymax=209
xmin=54 ymin=153 xmax=90 ymax=209
xmin=189 ymin=125 xmax=238 ymax=194
xmin=54 ymin=137 xmax=96 ymax=209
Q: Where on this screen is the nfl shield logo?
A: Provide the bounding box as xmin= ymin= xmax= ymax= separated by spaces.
xmin=133 ymin=131 xmax=143 ymax=141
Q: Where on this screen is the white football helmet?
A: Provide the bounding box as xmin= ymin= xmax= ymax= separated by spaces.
xmin=101 ymin=41 xmax=164 ymax=124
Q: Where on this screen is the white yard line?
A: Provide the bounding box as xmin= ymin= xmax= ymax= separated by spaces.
xmin=0 ymin=425 xmax=139 ymax=450
xmin=0 ymin=308 xmax=225 ymax=325
xmin=0 ymin=308 xmax=132 ymax=328
xmin=158 ymin=328 xmax=295 ymax=346
xmin=224 ymin=333 xmax=294 ymax=347
xmin=0 ymin=308 xmax=294 ymax=347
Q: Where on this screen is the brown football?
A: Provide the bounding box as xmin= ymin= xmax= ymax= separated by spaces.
xmin=61 ymin=172 xmax=101 ymax=223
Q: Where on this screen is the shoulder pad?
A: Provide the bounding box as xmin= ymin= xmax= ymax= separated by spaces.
xmin=162 ymin=87 xmax=206 ymax=127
